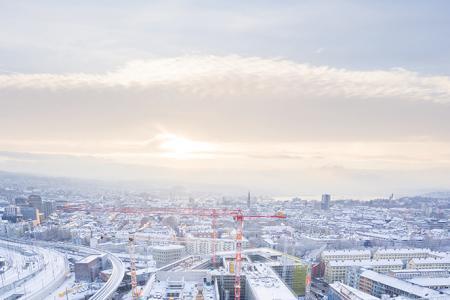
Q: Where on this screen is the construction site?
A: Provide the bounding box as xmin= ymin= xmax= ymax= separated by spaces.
xmin=62 ymin=205 xmax=309 ymax=300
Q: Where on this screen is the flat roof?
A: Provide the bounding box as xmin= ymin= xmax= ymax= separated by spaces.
xmin=147 ymin=279 xmax=217 ymax=300
xmin=375 ymin=248 xmax=432 ymax=254
xmin=390 ymin=268 xmax=448 ymax=273
xmin=328 ymin=259 xmax=403 ymax=267
xmin=410 ymin=256 xmax=450 ymax=264
xmin=407 ymin=277 xmax=450 ymax=287
xmin=322 ymin=249 xmax=371 ymax=256
xmin=329 ymin=282 xmax=379 ymax=300
xmin=151 ymin=245 xmax=185 ymax=250
xmin=360 ymin=270 xmax=441 ymax=298
xmin=77 ymin=254 xmax=100 ymax=264
xmin=245 ymin=263 xmax=297 ymax=300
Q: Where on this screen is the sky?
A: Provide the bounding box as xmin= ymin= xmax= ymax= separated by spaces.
xmin=1 ymin=1 xmax=450 ymax=198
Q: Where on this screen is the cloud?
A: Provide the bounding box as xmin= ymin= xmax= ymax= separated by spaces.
xmin=1 ymin=56 xmax=450 ymax=196
xmin=1 ymin=56 xmax=450 ymax=103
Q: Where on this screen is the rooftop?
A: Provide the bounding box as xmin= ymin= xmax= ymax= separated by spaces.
xmin=407 ymin=277 xmax=450 ymax=287
xmin=360 ymin=269 xmax=441 ymax=298
xmin=329 ymin=282 xmax=379 ymax=300
xmin=151 ymin=244 xmax=185 ymax=251
xmin=244 ymin=263 xmax=297 ymax=300
xmin=147 ymin=279 xmax=217 ymax=300
xmin=77 ymin=254 xmax=100 ymax=264
xmin=322 ymin=249 xmax=371 ymax=256
xmin=375 ymin=248 xmax=432 ymax=254
xmin=328 ymin=259 xmax=403 ymax=267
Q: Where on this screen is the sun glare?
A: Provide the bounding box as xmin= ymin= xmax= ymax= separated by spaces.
xmin=157 ymin=133 xmax=216 ymax=159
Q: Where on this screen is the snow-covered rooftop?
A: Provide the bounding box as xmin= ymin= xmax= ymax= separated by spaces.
xmin=328 ymin=259 xmax=403 ymax=267
xmin=329 ymin=282 xmax=379 ymax=300
xmin=360 ymin=270 xmax=441 ymax=298
xmin=407 ymin=277 xmax=450 ymax=287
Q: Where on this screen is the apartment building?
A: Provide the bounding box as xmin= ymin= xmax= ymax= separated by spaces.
xmin=151 ymin=245 xmax=186 ymax=267
xmin=325 ymin=259 xmax=403 ymax=283
xmin=358 ymin=269 xmax=441 ymax=299
xmin=408 ymin=256 xmax=450 ymax=270
xmin=321 ymin=250 xmax=371 ymax=262
xmin=373 ymin=248 xmax=440 ymax=260
xmin=186 ymin=237 xmax=249 ymax=255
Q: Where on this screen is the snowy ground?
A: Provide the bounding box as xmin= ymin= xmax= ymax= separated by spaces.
xmin=0 ymin=240 xmax=68 ymax=300
xmin=0 ymin=245 xmax=41 ymax=289
xmin=43 ymin=274 xmax=101 ymax=300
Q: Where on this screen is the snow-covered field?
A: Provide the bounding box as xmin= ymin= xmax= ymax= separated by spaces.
xmin=0 ymin=240 xmax=68 ymax=300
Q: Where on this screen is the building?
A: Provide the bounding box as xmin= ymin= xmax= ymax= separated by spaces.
xmin=144 ymin=248 xmax=307 ymax=299
xmin=407 ymin=277 xmax=450 ymax=290
xmin=42 ymin=200 xmax=55 ymax=218
xmin=388 ymin=268 xmax=449 ymax=280
xmin=328 ymin=282 xmax=378 ymax=300
xmin=14 ymin=196 xmax=28 ymax=206
xmin=20 ymin=206 xmax=39 ymax=221
xmin=151 ymin=245 xmax=186 ymax=267
xmin=358 ymin=269 xmax=441 ymax=299
xmin=321 ymin=249 xmax=371 ymax=262
xmin=373 ymin=248 xmax=440 ymax=260
xmin=245 ymin=263 xmax=297 ymax=300
xmin=28 ymin=195 xmax=42 ymax=211
xmin=186 ymin=237 xmax=249 ymax=255
xmin=324 ymin=259 xmax=403 ymax=283
xmin=74 ymin=255 xmax=104 ymax=282
xmin=321 ymin=194 xmax=331 ymax=210
xmin=149 ymin=272 xmax=218 ymax=300
xmin=5 ymin=205 xmax=21 ymax=217
xmin=408 ymin=256 xmax=450 ymax=270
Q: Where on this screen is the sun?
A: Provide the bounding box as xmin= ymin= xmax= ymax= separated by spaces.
xmin=157 ymin=133 xmax=216 ymax=159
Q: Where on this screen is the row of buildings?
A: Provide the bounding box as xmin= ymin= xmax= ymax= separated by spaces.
xmin=321 ymin=248 xmax=450 ymax=299
xmin=1 ymin=195 xmax=55 ymax=224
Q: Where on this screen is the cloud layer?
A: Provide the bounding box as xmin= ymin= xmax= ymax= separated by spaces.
xmin=1 ymin=56 xmax=450 ymax=196
xmin=1 ymin=56 xmax=450 ymax=102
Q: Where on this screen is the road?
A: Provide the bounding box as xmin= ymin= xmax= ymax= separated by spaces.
xmin=90 ymin=252 xmax=125 ymax=300
xmin=0 ymin=238 xmax=125 ymax=300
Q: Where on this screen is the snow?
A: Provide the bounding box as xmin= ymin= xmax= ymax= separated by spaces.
xmin=0 ymin=239 xmax=68 ymax=300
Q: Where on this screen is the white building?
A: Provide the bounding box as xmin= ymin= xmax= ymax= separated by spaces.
xmin=151 ymin=245 xmax=186 ymax=267
xmin=325 ymin=259 xmax=403 ymax=283
xmin=373 ymin=248 xmax=441 ymax=260
xmin=408 ymin=256 xmax=450 ymax=270
xmin=186 ymin=237 xmax=249 ymax=255
xmin=321 ymin=249 xmax=371 ymax=262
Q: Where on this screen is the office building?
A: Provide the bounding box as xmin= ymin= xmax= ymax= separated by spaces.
xmin=42 ymin=200 xmax=55 ymax=218
xmin=74 ymin=254 xmax=105 ymax=282
xmin=151 ymin=245 xmax=186 ymax=267
xmin=14 ymin=196 xmax=28 ymax=206
xmin=20 ymin=206 xmax=39 ymax=221
xmin=321 ymin=194 xmax=331 ymax=210
xmin=324 ymin=259 xmax=403 ymax=283
xmin=28 ymin=194 xmax=42 ymax=212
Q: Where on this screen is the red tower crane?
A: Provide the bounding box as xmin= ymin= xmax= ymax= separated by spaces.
xmin=229 ymin=210 xmax=286 ymax=300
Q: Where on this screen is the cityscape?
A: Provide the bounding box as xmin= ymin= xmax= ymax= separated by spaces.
xmin=1 ymin=1 xmax=450 ymax=300
xmin=1 ymin=172 xmax=450 ymax=299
